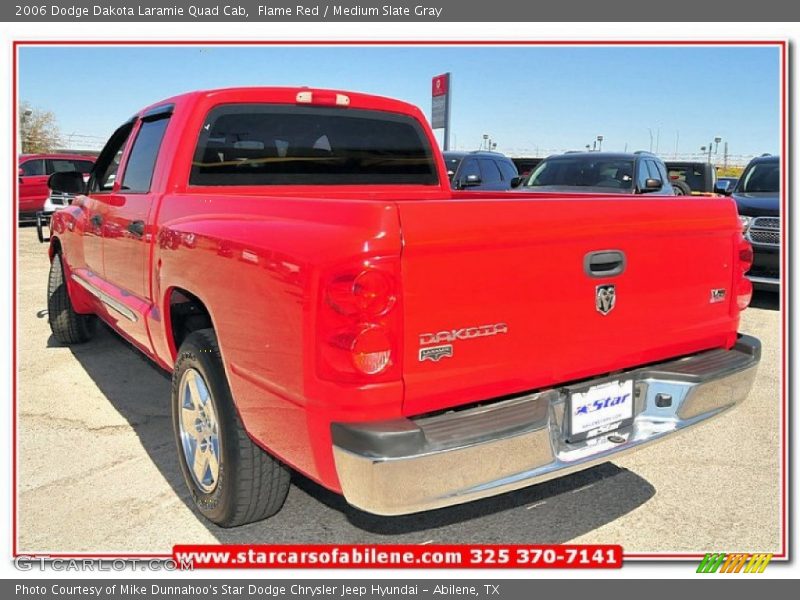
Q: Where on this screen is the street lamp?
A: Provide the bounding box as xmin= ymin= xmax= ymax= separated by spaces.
xmin=597 ymin=135 xmax=604 ymax=152
xmin=706 ymin=136 xmax=722 ymax=163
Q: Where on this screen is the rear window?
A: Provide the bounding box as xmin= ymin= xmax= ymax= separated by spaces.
xmin=667 ymin=164 xmax=705 ymax=189
xmin=190 ymin=104 xmax=438 ymax=186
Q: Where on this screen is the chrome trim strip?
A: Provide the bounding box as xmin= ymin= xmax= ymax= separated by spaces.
xmin=332 ymin=336 xmax=760 ymax=516
xmin=70 ymin=273 xmax=138 ymax=322
xmin=747 ymin=275 xmax=780 ymax=286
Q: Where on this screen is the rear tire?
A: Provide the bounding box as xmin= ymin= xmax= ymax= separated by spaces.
xmin=47 ymin=254 xmax=95 ymax=344
xmin=172 ymin=328 xmax=291 ymax=527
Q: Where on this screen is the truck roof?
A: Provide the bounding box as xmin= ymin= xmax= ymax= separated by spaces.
xmin=136 ymin=87 xmax=426 ymax=120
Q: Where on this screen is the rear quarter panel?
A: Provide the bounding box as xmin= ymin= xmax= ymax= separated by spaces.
xmin=153 ymin=194 xmax=403 ymax=489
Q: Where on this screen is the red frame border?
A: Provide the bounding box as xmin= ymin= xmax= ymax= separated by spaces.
xmin=11 ymin=39 xmax=788 ymax=563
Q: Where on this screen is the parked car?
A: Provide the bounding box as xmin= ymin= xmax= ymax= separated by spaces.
xmin=18 ymin=153 xmax=95 ymax=220
xmin=46 ymin=87 xmax=758 ymax=527
xmin=664 ymin=161 xmax=723 ymax=196
xmin=732 ymin=155 xmax=780 ymax=291
xmin=444 ymin=150 xmax=519 ymax=190
xmin=519 ymin=151 xmax=675 ymax=195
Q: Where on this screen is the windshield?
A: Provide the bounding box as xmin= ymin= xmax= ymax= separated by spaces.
xmin=525 ymin=157 xmax=635 ymax=190
xmin=190 ymin=104 xmax=438 ymax=186
xmin=443 ymin=156 xmax=461 ymax=180
xmin=737 ymin=162 xmax=779 ymax=193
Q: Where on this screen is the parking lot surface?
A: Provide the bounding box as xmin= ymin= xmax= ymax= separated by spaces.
xmin=16 ymin=226 xmax=782 ymax=554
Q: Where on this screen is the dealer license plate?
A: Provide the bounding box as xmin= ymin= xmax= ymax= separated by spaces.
xmin=568 ymin=379 xmax=634 ymax=438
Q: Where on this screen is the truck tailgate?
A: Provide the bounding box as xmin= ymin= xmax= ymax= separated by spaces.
xmin=397 ymin=196 xmax=742 ymax=416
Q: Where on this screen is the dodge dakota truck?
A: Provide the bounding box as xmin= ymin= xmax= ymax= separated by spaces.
xmin=46 ymin=87 xmax=760 ymax=527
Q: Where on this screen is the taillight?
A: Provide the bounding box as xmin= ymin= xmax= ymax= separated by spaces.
xmin=318 ymin=258 xmax=401 ymax=382
xmin=327 ymin=269 xmax=396 ymax=317
xmin=735 ymin=235 xmax=753 ymax=310
xmin=296 ymin=90 xmax=350 ymax=107
xmin=739 ymin=237 xmax=754 ymax=273
xmin=737 ymin=277 xmax=753 ymax=310
xmin=351 ymin=325 xmax=392 ymax=375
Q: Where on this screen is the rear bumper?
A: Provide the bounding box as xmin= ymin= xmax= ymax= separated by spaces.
xmin=332 ymin=335 xmax=760 ymax=516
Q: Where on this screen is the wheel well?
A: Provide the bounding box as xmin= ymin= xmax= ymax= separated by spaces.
xmin=48 ymin=237 xmax=62 ymax=260
xmin=168 ymin=288 xmax=214 ymax=351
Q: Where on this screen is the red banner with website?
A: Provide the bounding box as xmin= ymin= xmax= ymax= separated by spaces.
xmin=173 ymin=544 xmax=622 ymax=569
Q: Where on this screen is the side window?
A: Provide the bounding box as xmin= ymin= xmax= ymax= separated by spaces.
xmin=120 ymin=117 xmax=170 ymax=193
xmin=635 ymin=160 xmax=650 ymax=190
xmin=459 ymin=158 xmax=480 ymax=182
xmin=497 ymin=160 xmax=518 ymax=181
xmin=91 ymin=121 xmax=135 ymax=193
xmin=478 ymin=159 xmax=503 ymax=185
xmin=76 ymin=160 xmax=95 ymax=174
xmin=20 ymin=159 xmax=45 ymax=176
xmin=646 ymin=160 xmax=662 ymax=180
xmin=47 ymin=159 xmax=93 ymax=174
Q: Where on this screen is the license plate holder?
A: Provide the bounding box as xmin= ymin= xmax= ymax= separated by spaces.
xmin=567 ymin=379 xmax=635 ymax=441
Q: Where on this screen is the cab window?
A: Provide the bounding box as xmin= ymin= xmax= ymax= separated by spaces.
xmin=90 ymin=122 xmax=135 ymax=193
xmin=120 ymin=117 xmax=170 ymax=193
xmin=20 ymin=159 xmax=45 ymax=177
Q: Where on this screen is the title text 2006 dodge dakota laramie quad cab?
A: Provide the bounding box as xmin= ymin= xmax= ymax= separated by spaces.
xmin=46 ymin=87 xmax=760 ymax=527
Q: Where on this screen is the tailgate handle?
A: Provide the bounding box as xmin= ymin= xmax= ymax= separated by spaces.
xmin=585 ymin=250 xmax=626 ymax=277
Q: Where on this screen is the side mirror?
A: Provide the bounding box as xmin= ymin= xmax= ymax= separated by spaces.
xmin=48 ymin=171 xmax=86 ymax=195
xmin=461 ymin=174 xmax=482 ymax=188
xmin=714 ymin=180 xmax=732 ymax=195
xmin=510 ymin=176 xmax=523 ymax=188
xmin=643 ymin=178 xmax=662 ymax=192
xmin=18 ymin=167 xmax=24 ymax=178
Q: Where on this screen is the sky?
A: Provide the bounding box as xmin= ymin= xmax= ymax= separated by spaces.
xmin=18 ymin=45 xmax=780 ymax=161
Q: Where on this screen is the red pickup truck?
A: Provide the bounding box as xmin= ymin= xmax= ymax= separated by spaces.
xmin=46 ymin=87 xmax=760 ymax=528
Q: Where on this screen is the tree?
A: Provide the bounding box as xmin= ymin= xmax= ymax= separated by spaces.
xmin=19 ymin=101 xmax=61 ymax=153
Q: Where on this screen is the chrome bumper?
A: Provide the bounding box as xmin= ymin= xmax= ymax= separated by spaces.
xmin=332 ymin=335 xmax=760 ymax=516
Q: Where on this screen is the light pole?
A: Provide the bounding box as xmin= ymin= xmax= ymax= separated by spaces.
xmin=597 ymin=135 xmax=604 ymax=152
xmin=707 ymin=136 xmax=721 ymax=164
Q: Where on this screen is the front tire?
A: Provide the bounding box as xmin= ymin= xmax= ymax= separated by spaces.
xmin=47 ymin=253 xmax=95 ymax=344
xmin=172 ymin=328 xmax=290 ymax=527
